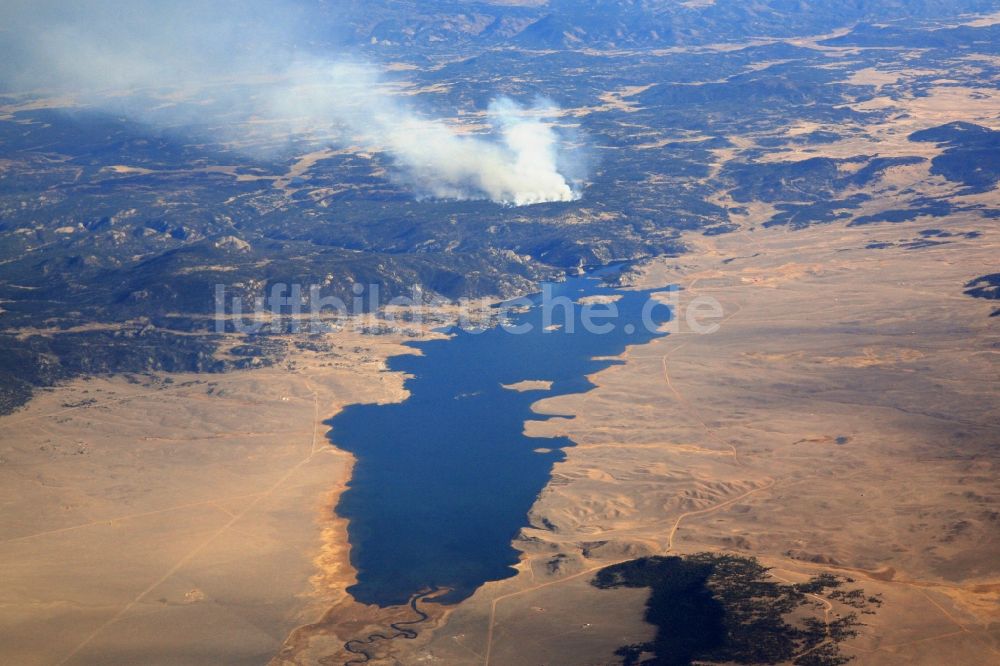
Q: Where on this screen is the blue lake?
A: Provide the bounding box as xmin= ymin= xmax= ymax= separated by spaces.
xmin=327 ymin=273 xmax=672 ymax=606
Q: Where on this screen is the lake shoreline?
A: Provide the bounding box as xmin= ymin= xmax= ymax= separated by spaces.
xmin=327 ymin=270 xmax=672 ymax=607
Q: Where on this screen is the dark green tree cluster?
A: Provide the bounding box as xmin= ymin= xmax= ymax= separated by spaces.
xmin=592 ymin=553 xmax=877 ymax=666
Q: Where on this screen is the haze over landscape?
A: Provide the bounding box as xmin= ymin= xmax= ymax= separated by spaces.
xmin=0 ymin=1 xmax=998 ymax=665
xmin=0 ymin=1 xmax=584 ymax=205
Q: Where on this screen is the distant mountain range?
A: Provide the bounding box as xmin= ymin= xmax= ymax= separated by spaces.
xmin=324 ymin=0 xmax=1000 ymax=50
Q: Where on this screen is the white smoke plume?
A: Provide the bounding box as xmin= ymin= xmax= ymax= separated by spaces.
xmin=274 ymin=61 xmax=577 ymax=205
xmin=0 ymin=1 xmax=583 ymax=206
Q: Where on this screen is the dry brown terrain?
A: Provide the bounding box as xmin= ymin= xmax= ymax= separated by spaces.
xmin=0 ymin=329 xmax=421 ymax=665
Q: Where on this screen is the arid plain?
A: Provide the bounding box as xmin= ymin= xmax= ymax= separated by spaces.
xmin=0 ymin=329 xmax=417 ymax=665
